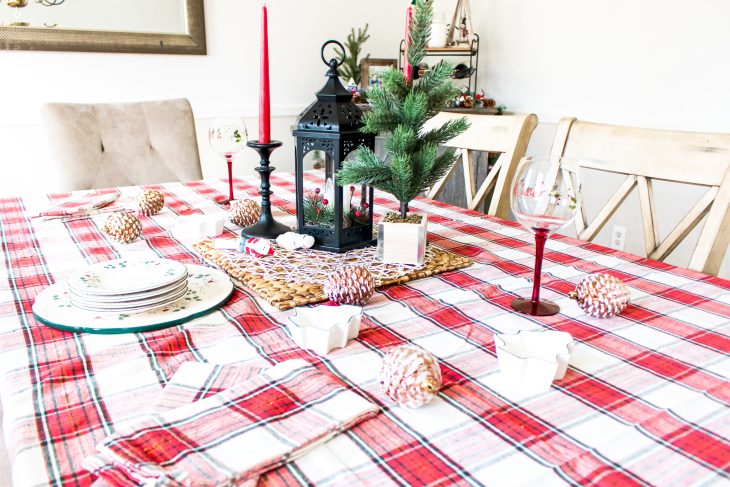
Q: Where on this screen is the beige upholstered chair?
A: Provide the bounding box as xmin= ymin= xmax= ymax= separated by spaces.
xmin=42 ymin=98 xmax=203 ymax=191
xmin=552 ymin=117 xmax=730 ymax=276
xmin=423 ymin=112 xmax=538 ymax=218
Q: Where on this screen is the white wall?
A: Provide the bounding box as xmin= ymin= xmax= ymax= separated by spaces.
xmin=473 ymin=0 xmax=730 ymax=131
xmin=1 ymin=0 xmax=728 ymax=276
xmin=0 ymin=0 xmax=403 ymax=194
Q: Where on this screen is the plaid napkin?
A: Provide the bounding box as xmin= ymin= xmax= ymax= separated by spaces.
xmin=84 ymin=360 xmax=379 ymax=486
xmin=151 ymin=362 xmax=264 ymax=413
xmin=36 ymin=192 xmax=119 ymax=218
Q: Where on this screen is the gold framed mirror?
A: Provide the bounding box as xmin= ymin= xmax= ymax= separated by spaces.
xmin=0 ymin=0 xmax=205 ymax=55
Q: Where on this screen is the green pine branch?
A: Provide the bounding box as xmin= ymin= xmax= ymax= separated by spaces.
xmin=407 ymin=0 xmax=432 ymax=68
xmin=421 ymin=149 xmax=460 ymax=189
xmin=414 ymin=60 xmax=453 ymax=93
xmin=380 ymin=68 xmax=409 ymax=100
xmin=335 ymin=24 xmax=370 ymax=84
xmin=385 ymin=124 xmax=416 ymax=156
xmin=389 ymin=152 xmax=415 ymax=203
xmin=402 ymin=91 xmax=428 ymax=130
xmin=336 ymin=0 xmax=470 ymax=218
xmin=414 ymin=142 xmax=439 ymax=187
xmin=303 ymin=195 xmax=335 ymax=226
xmin=415 ymin=61 xmax=461 ymax=117
xmin=421 ymin=118 xmax=471 ymax=146
xmin=336 ymin=147 xmax=393 ymax=188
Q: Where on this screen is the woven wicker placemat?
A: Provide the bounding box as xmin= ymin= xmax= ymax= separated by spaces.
xmin=193 ymin=240 xmax=472 ymax=311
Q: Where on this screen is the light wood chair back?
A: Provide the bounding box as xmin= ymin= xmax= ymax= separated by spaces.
xmin=424 ymin=112 xmax=538 ymax=218
xmin=552 ymin=117 xmax=730 ymax=275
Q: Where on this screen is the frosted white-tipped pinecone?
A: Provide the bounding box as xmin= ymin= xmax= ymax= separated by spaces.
xmin=380 ymin=345 xmax=442 ymax=408
xmin=135 ymin=190 xmax=165 ymax=216
xmin=572 ymin=273 xmax=630 ymax=318
xmin=323 ymin=265 xmax=375 ymax=306
xmin=230 ymin=199 xmax=261 ymax=227
xmin=102 ymin=211 xmax=142 ymax=244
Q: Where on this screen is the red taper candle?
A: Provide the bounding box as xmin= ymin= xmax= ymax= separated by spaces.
xmin=404 ymin=0 xmax=415 ymax=83
xmin=259 ymin=3 xmax=271 ymax=144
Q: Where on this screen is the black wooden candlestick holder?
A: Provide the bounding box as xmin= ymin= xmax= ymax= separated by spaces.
xmin=241 ymin=140 xmax=290 ymax=239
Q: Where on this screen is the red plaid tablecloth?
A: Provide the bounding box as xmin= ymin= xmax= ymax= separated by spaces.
xmin=0 ymin=174 xmax=728 ymax=486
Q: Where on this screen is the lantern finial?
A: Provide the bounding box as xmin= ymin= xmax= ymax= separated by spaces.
xmin=321 ymin=39 xmax=346 ymax=72
xmin=295 ymin=40 xmax=365 ymax=134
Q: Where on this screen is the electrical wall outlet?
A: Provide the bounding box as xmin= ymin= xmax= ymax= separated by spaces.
xmin=611 ymin=225 xmax=627 ymax=251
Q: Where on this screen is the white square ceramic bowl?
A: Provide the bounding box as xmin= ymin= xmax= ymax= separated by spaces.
xmin=493 ymin=330 xmax=575 ymax=393
xmin=171 ymin=214 xmax=225 ymax=240
xmin=287 ymin=305 xmax=363 ymax=355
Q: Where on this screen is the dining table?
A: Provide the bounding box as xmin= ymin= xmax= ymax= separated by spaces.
xmin=0 ymin=172 xmax=728 ymax=487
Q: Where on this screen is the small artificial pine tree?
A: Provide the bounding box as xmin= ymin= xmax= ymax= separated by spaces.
xmin=335 ymin=24 xmax=370 ymax=85
xmin=336 ymin=0 xmax=469 ymax=219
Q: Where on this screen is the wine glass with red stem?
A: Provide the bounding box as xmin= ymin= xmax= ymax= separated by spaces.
xmin=510 ymin=156 xmax=582 ymax=316
xmin=209 ymin=117 xmax=248 ymax=204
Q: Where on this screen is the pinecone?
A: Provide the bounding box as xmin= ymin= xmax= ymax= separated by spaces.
xmin=570 ymin=273 xmax=630 ymax=318
xmin=484 ymin=98 xmax=497 ymax=108
xmin=380 ymin=345 xmax=442 ymax=408
xmin=230 ymin=199 xmax=261 ymax=227
xmin=135 ymin=190 xmax=165 ymax=216
xmin=101 ymin=211 xmax=142 ymax=244
xmin=323 ymin=265 xmax=375 ymax=306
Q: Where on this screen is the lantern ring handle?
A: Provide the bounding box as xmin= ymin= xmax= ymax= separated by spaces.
xmin=320 ymin=40 xmax=346 ymax=68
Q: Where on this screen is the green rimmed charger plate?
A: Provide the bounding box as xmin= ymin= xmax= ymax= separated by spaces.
xmin=33 ymin=265 xmax=234 ymax=334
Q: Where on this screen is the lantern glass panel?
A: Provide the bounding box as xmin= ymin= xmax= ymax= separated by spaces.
xmin=302 ymin=149 xmax=325 ymax=170
xmin=341 ymin=151 xmax=371 ymax=229
xmin=301 ymin=150 xmax=335 ymax=229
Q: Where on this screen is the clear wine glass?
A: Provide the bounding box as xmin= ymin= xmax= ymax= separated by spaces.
xmin=510 ymin=156 xmax=582 ymax=316
xmin=208 ymin=117 xmax=248 ymax=204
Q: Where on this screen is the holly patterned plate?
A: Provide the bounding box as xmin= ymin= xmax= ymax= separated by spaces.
xmin=69 ymin=282 xmax=189 ymax=314
xmin=67 ymin=277 xmax=189 ymax=304
xmin=67 ymin=258 xmax=188 ymax=296
xmin=33 ymin=265 xmax=234 ymax=334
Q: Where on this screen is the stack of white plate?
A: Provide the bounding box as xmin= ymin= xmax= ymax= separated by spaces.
xmin=67 ymin=259 xmax=189 ymax=314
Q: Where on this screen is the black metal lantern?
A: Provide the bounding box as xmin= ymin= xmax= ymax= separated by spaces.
xmin=293 ymin=40 xmax=376 ymax=253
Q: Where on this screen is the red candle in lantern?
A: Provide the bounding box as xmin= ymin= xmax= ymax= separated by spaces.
xmin=404 ymin=0 xmax=415 ymax=82
xmin=259 ymin=3 xmax=271 ymax=144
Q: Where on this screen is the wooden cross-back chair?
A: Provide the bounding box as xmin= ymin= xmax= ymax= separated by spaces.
xmin=552 ymin=117 xmax=730 ymax=276
xmin=424 ymin=112 xmax=538 ymax=218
